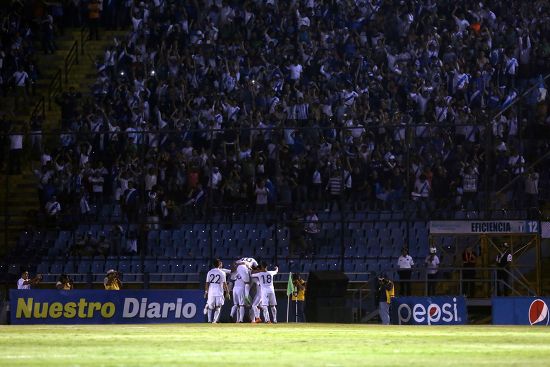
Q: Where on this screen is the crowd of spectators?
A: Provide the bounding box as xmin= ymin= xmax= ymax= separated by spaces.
xmin=0 ymin=2 xmax=42 ymax=111
xmin=14 ymin=0 xmax=550 ymax=228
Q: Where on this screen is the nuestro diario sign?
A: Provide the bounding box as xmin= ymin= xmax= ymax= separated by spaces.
xmin=10 ymin=290 xmax=204 ymax=324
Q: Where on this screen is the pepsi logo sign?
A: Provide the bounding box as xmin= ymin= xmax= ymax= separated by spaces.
xmin=529 ymin=299 xmax=549 ymax=326
xmin=396 ymin=297 xmax=462 ymax=325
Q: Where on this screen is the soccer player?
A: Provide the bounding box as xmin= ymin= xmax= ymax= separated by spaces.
xmin=252 ymin=262 xmax=279 ymax=323
xmin=236 ymin=257 xmax=258 ymax=303
xmin=237 ymin=257 xmax=258 ymax=268
xmin=204 ymin=259 xmax=229 ymax=323
xmin=249 ymin=264 xmax=262 ymax=323
xmin=232 ymin=261 xmax=251 ymax=322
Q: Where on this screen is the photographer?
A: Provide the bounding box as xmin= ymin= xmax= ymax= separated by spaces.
xmin=104 ymin=269 xmax=122 ymax=290
xmin=376 ymin=273 xmax=394 ymax=325
xmin=56 ymin=273 xmax=74 ymax=290
xmin=291 ymin=273 xmax=306 ymax=322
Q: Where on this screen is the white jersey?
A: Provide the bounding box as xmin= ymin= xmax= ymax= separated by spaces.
xmin=252 ymin=269 xmax=278 ymax=294
xmin=206 ymin=268 xmax=226 ymax=297
xmin=251 ymin=277 xmax=261 ymax=303
xmin=17 ymin=278 xmax=30 ymax=290
xmin=234 ymin=264 xmax=250 ymax=289
xmin=397 ymin=255 xmax=414 ymax=269
xmin=238 ymin=257 xmax=258 ymax=268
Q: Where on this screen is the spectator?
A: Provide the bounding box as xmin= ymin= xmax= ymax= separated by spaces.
xmin=325 ymin=170 xmax=343 ymax=212
xmin=303 ymin=208 xmax=320 ymax=254
xmin=496 ymin=242 xmax=512 ymax=296
xmin=125 ymin=230 xmax=137 ymax=254
xmin=17 ymin=271 xmax=42 ymax=289
xmin=461 ymin=165 xmax=479 ymax=211
xmin=254 ymin=179 xmax=269 ymax=212
xmin=79 ymin=192 xmax=92 ymax=222
xmin=122 ymin=181 xmax=139 ymax=222
xmin=462 ymin=246 xmax=476 ymax=297
xmin=412 ymin=174 xmax=431 ymax=216
xmin=45 ymin=195 xmax=62 ymax=224
xmin=524 ymin=170 xmax=539 ymax=210
xmin=397 ymin=247 xmax=414 ymax=296
xmin=11 ymin=66 xmax=29 ymax=110
xmin=8 ymin=126 xmax=23 ymax=174
xmin=208 ymin=166 xmax=223 ymax=206
xmin=88 ymin=0 xmax=101 ymax=40
xmin=40 ymin=11 xmax=56 ymax=54
xmin=425 ymin=248 xmax=440 ymax=296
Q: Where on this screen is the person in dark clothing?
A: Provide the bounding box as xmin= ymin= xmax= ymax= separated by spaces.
xmin=496 ymin=243 xmax=512 ymax=296
xmin=88 ymin=0 xmax=101 ymax=40
xmin=462 ymin=246 xmax=476 ymax=297
xmin=123 ymin=181 xmax=139 ymax=223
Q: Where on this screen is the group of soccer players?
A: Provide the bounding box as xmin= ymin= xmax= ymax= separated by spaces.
xmin=204 ymin=257 xmax=278 ymax=324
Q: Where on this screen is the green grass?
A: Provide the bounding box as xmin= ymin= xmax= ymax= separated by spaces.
xmin=1 ymin=324 xmax=550 ymax=367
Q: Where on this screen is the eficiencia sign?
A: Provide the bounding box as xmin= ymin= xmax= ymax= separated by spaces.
xmin=429 ymin=220 xmax=539 ymax=234
xmin=492 ymin=297 xmax=550 ymax=325
xmin=390 ymin=296 xmax=467 ymax=325
xmin=10 ymin=290 xmax=204 ymax=324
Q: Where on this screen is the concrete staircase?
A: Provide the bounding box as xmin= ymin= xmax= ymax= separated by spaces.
xmin=0 ymin=27 xmax=128 ymax=256
xmin=0 ymin=173 xmax=39 ymax=257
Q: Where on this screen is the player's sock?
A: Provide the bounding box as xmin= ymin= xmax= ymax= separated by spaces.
xmin=238 ymin=306 xmax=245 ymax=322
xmin=253 ymin=305 xmax=260 ymax=320
xmin=271 ymin=306 xmax=277 ymax=323
xmin=230 ymin=305 xmax=237 ymax=319
xmin=203 ymin=304 xmax=208 ymax=315
xmin=207 ymin=309 xmax=212 ymax=323
xmin=213 ymin=307 xmax=221 ymax=323
xmin=262 ymin=306 xmax=270 ymax=323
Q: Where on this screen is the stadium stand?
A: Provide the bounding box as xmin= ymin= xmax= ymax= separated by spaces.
xmin=1 ymin=0 xmax=550 ymax=297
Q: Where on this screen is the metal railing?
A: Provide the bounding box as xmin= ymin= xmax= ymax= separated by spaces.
xmin=29 ymin=95 xmax=45 ymax=122
xmin=64 ymin=41 xmax=79 ymax=84
xmin=47 ymin=68 xmax=63 ymax=110
xmin=31 ymin=266 xmax=535 ymax=295
xmin=81 ymin=25 xmax=89 ymax=56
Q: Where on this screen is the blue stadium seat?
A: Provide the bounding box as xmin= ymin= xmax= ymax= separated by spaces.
xmin=77 ymin=260 xmax=92 ymax=274
xmin=91 ymin=259 xmax=105 ymax=274
xmin=36 ymin=263 xmax=49 ymax=274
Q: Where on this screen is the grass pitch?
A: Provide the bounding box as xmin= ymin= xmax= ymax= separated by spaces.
xmin=1 ymin=324 xmax=549 ymax=367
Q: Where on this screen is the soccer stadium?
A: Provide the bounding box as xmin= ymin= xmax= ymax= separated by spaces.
xmin=1 ymin=0 xmax=550 ymax=365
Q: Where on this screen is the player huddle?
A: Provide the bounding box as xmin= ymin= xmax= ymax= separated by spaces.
xmin=204 ymin=257 xmax=278 ymax=324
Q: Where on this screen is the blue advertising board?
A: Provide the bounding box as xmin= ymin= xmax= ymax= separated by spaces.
xmin=10 ymin=290 xmax=204 ymax=324
xmin=390 ymin=296 xmax=467 ymax=325
xmin=492 ymin=297 xmax=550 ymax=325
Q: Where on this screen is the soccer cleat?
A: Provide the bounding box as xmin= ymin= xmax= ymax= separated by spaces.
xmin=265 ymin=321 xmax=272 ymax=324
